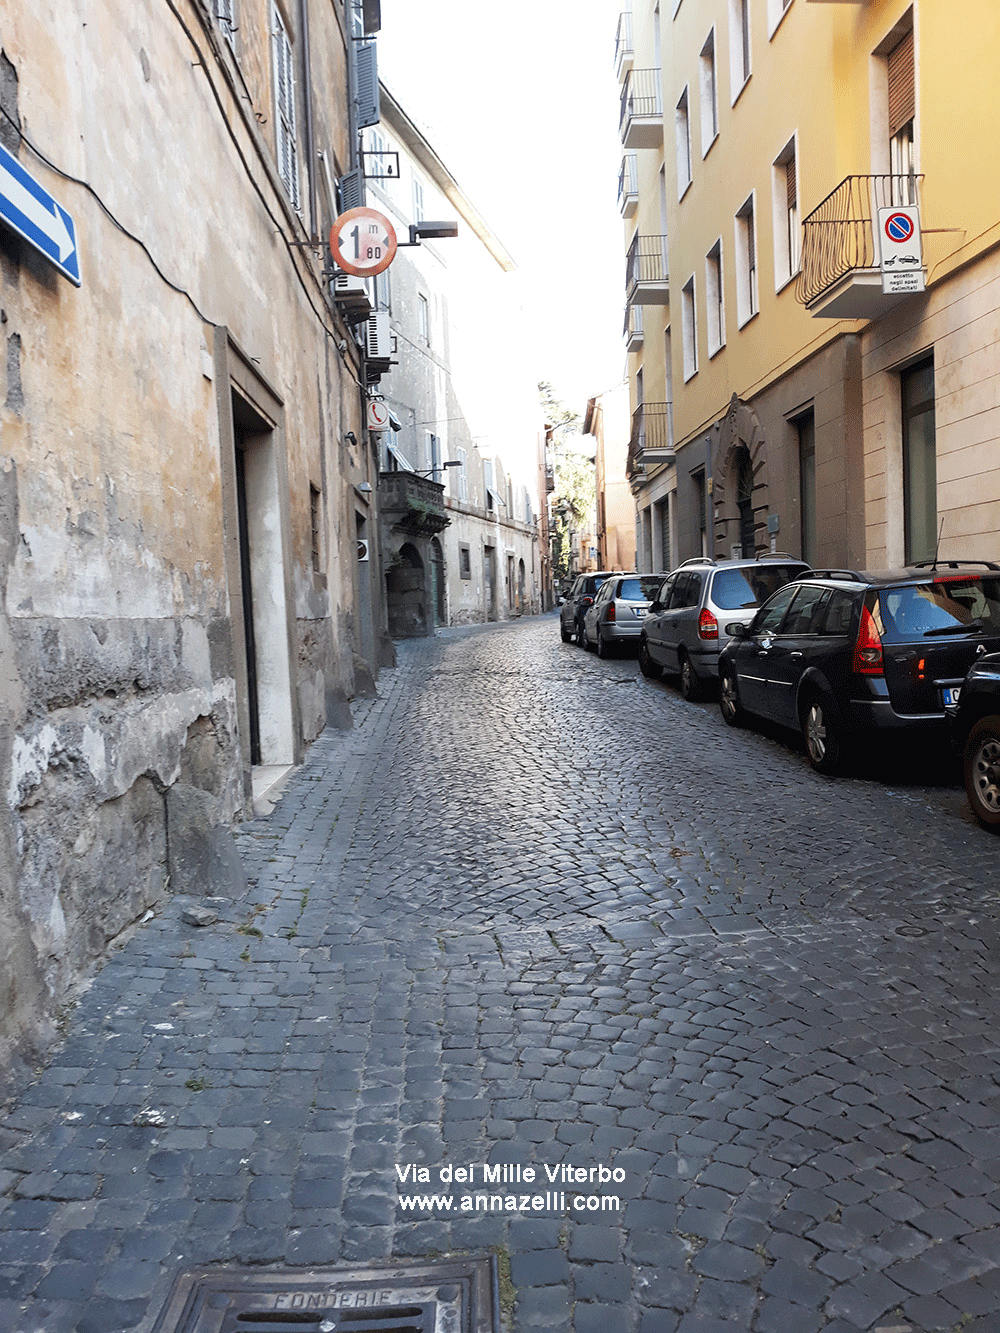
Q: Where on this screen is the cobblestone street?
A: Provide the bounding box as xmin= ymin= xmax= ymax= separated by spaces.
xmin=5 ymin=614 xmax=1000 ymax=1333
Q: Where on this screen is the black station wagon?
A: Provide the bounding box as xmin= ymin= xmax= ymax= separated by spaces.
xmin=718 ymin=562 xmax=1000 ymax=773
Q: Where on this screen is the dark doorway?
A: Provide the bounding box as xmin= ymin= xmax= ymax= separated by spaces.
xmin=736 ymin=446 xmax=755 ymax=557
xmin=233 ymin=407 xmax=261 ymax=765
xmin=430 ymin=537 xmax=446 ymax=626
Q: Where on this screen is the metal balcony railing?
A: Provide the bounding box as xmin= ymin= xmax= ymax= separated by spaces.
xmin=630 ymin=402 xmax=673 ymax=456
xmin=615 ymin=11 xmax=634 ymax=73
xmin=797 ymin=173 xmax=923 ymax=307
xmin=626 ymin=234 xmax=669 ymax=295
xmin=623 ymin=303 xmax=644 ymax=342
xmin=619 ymin=68 xmax=662 ymax=136
xmin=618 ymin=154 xmax=638 ymax=212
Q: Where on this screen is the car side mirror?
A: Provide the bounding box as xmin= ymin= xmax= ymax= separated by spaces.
xmin=726 ymin=622 xmax=749 ymax=639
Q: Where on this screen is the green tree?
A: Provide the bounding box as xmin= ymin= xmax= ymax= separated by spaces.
xmin=540 ymin=382 xmax=595 ymax=584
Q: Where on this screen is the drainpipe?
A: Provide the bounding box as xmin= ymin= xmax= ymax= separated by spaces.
xmin=297 ymin=0 xmax=318 ymax=240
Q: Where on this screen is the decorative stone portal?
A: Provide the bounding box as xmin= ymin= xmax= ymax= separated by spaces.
xmin=386 ymin=542 xmax=427 ymax=638
xmin=150 ymin=1258 xmax=499 ymax=1333
xmin=712 ymin=393 xmax=771 ymax=557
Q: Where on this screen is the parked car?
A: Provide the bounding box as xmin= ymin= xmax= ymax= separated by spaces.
xmin=946 ymin=652 xmax=1000 ymax=829
xmin=582 ymin=574 xmax=665 ymax=657
xmin=639 ymin=555 xmax=810 ymax=699
xmin=559 ymin=572 xmax=622 ymax=645
xmin=718 ymin=561 xmax=1000 ymax=774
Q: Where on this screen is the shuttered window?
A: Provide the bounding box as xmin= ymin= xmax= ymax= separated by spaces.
xmin=887 ymin=29 xmax=914 ymax=137
xmin=271 ymin=4 xmax=300 ymax=210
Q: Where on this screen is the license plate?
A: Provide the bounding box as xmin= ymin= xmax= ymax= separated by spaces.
xmin=942 ymin=686 xmax=961 ymax=706
xmin=633 ymin=607 xmax=647 ymax=618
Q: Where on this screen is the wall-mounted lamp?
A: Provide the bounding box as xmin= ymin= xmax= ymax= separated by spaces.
xmin=398 ymin=221 xmax=460 ymax=248
xmin=344 ymin=431 xmax=358 ymax=445
xmin=357 ymin=481 xmax=373 ymax=493
xmin=412 ymin=460 xmax=463 ymax=477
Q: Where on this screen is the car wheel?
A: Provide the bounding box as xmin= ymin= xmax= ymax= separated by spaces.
xmin=576 ymin=620 xmax=588 ymax=648
xmin=964 ymin=715 xmax=1000 ymax=830
xmin=560 ymin=623 xmax=573 ymax=643
xmin=719 ymin=668 xmax=744 ymax=727
xmin=639 ymin=641 xmax=661 ymax=680
xmin=679 ymin=653 xmax=703 ymax=702
xmin=802 ymin=693 xmax=842 ymax=774
xmin=597 ymin=629 xmax=613 ymax=659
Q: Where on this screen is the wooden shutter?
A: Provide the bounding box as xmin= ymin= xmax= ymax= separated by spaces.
xmin=786 ymin=152 xmax=797 ymax=211
xmin=887 ymin=29 xmax=914 ymax=137
xmin=355 ymin=41 xmax=380 ymax=129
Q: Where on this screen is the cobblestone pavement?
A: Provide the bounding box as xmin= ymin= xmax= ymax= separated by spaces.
xmin=5 ymin=615 xmax=1000 ymax=1333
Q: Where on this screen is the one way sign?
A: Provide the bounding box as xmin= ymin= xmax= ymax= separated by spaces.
xmin=0 ymin=140 xmax=80 ymax=286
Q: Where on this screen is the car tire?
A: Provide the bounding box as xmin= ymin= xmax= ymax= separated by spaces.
xmin=576 ymin=620 xmax=588 ymax=648
xmin=964 ymin=714 xmax=1000 ymax=830
xmin=679 ymin=653 xmax=703 ymax=702
xmin=719 ymin=667 xmax=745 ymax=727
xmin=639 ymin=641 xmax=661 ymax=680
xmin=597 ymin=629 xmax=613 ymax=659
xmin=560 ymin=623 xmax=573 ymax=643
xmin=801 ymin=692 xmax=842 ymax=774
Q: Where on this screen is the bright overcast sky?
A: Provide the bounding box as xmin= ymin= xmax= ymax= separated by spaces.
xmin=378 ymin=0 xmax=627 ymax=419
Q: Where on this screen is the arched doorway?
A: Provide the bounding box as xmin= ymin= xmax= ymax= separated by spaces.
xmin=386 ymin=542 xmax=427 ymax=638
xmin=518 ymin=559 xmax=526 ymax=614
xmin=430 ymin=537 xmax=446 ymax=627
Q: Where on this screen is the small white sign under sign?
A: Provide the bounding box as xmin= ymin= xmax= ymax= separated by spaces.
xmin=877 ymin=206 xmax=925 ymax=295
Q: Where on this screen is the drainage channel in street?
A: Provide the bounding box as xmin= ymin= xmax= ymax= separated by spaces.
xmin=149 ymin=1258 xmax=500 ymax=1333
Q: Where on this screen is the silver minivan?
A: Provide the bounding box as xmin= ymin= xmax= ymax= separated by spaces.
xmin=583 ymin=573 xmax=666 ymax=657
xmin=639 ymin=555 xmax=810 ymax=699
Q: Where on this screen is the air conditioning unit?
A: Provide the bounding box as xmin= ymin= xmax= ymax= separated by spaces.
xmin=331 ymin=271 xmax=373 ymax=317
xmin=364 ymin=311 xmax=391 ymax=364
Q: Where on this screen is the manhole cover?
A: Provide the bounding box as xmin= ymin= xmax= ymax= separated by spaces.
xmin=151 ymin=1258 xmax=498 ymax=1333
xmin=894 ymin=924 xmax=929 ymax=938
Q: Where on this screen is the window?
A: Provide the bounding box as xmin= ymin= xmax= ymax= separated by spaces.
xmin=271 ymin=3 xmax=300 ymax=210
xmin=483 ymin=458 xmax=495 ymax=511
xmin=729 ymin=0 xmax=751 ymax=101
xmin=309 ymin=484 xmax=322 ymax=572
xmin=772 ymin=137 xmax=799 ymax=286
xmin=797 ymin=410 xmax=816 ymax=567
xmin=417 ymin=293 xmax=429 ymax=345
xmin=681 ymin=276 xmax=697 ymax=381
xmin=705 ymin=241 xmax=725 ymax=356
xmin=427 ymin=432 xmax=441 ymax=481
xmin=734 ymin=194 xmax=758 ymax=325
xmin=412 ymin=174 xmax=425 ymax=223
xmin=693 ymin=470 xmax=709 ymax=554
xmin=459 ymin=543 xmax=472 ymax=579
xmin=754 ymin=584 xmax=797 ymax=634
xmin=901 ymin=357 xmax=936 ymax=563
xmin=675 ymin=87 xmax=693 ymax=195
xmin=783 ymin=585 xmax=829 ymax=636
xmin=766 ymin=0 xmax=792 ymax=38
xmin=888 ymin=27 xmax=916 ymax=203
xmin=374 ymin=268 xmax=391 ymax=313
xmin=455 ymin=447 xmax=468 ymax=502
xmin=216 ymin=0 xmax=237 ymax=46
xmin=699 ymin=30 xmax=718 ymax=154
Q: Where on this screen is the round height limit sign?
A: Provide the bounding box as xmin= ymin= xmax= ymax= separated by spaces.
xmin=331 ymin=207 xmax=397 ymax=277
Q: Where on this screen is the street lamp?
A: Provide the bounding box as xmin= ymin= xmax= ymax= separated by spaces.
xmin=411 ymin=461 xmax=463 ymax=478
xmin=397 ymin=221 xmax=460 ymax=248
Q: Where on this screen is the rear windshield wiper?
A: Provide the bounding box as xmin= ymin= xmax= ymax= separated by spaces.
xmin=922 ymin=617 xmax=987 ymax=636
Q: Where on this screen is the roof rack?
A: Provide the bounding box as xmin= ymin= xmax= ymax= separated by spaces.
xmin=804 ymin=569 xmax=866 ymax=582
xmin=911 ymin=559 xmax=1000 ymax=572
xmin=678 ymin=556 xmax=716 ymax=567
xmin=754 ymin=551 xmax=799 ymax=561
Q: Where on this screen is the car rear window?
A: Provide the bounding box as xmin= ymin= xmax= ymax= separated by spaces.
xmin=879 ymin=578 xmax=1000 ymax=641
xmin=711 ymin=565 xmax=808 ymax=611
xmin=619 ymin=577 xmax=662 ymax=601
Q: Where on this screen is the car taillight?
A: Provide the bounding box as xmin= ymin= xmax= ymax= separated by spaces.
xmin=582 ymin=596 xmax=593 ymax=606
xmin=605 ymin=602 xmax=616 ymax=622
xmin=698 ymin=608 xmax=718 ymax=640
xmin=853 ymin=603 xmax=884 ymax=676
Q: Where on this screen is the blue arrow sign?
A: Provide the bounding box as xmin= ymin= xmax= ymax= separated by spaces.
xmin=0 ymin=140 xmax=80 ymax=286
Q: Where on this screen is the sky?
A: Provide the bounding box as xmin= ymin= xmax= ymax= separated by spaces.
xmin=377 ymin=0 xmax=627 ymax=421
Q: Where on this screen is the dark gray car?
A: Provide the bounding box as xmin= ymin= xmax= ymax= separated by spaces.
xmin=559 ymin=571 xmax=622 ymax=645
xmin=639 ymin=555 xmax=809 ymax=699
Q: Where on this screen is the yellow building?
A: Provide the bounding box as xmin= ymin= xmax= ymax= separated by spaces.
xmin=620 ymin=0 xmax=1000 ymax=570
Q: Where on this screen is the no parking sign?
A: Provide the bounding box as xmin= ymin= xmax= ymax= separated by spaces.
xmin=877 ymin=206 xmax=925 ymax=294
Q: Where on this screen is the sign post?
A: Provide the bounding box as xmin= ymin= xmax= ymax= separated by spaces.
xmin=0 ymin=141 xmax=80 ymax=285
xmin=877 ymin=206 xmax=924 ymax=295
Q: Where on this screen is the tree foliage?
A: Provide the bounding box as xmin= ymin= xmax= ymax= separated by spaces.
xmin=540 ymin=382 xmax=595 ymax=584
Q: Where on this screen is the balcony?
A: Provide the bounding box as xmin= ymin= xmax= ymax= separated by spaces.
xmin=379 ymin=470 xmax=450 ymax=536
xmin=630 ymin=402 xmax=673 ymax=464
xmin=614 ymin=11 xmax=634 ymax=81
xmin=618 ymin=154 xmax=638 ymax=217
xmin=797 ymin=173 xmax=923 ymax=319
xmin=626 ymin=234 xmax=669 ymax=305
xmin=620 ymin=69 xmax=663 ymax=149
xmin=623 ymin=303 xmax=644 ymax=353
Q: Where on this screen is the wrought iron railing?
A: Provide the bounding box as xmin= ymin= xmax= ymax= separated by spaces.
xmin=615 ymin=11 xmax=633 ymax=71
xmin=631 ymin=403 xmax=673 ymax=456
xmin=797 ymin=173 xmax=922 ymax=307
xmin=618 ymin=154 xmax=638 ymax=210
xmin=626 ymin=235 xmax=669 ymax=293
xmin=619 ymin=68 xmax=662 ymax=136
